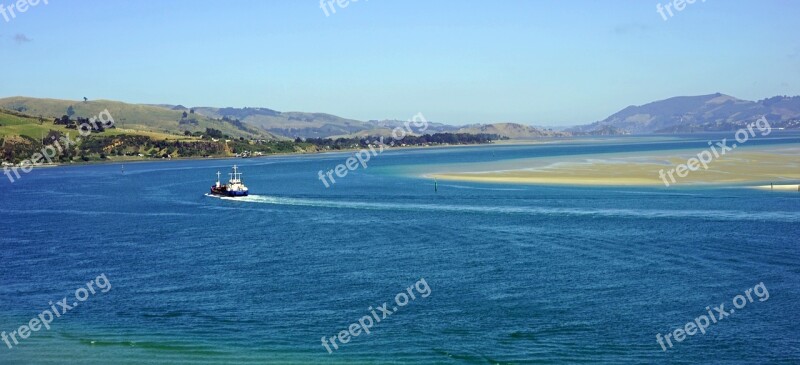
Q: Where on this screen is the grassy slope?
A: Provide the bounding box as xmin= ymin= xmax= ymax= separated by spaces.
xmin=0 ymin=110 xmax=57 ymax=139
xmin=0 ymin=108 xmax=304 ymax=162
xmin=0 ymin=109 xmax=236 ymax=162
xmin=191 ymin=107 xmax=370 ymax=138
xmin=0 ymin=107 xmax=229 ymax=159
xmin=0 ymin=97 xmax=275 ymax=139
xmin=0 ymin=109 xmax=195 ymax=141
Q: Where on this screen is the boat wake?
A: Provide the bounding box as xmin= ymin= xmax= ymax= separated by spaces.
xmin=204 ymin=194 xmax=800 ymax=223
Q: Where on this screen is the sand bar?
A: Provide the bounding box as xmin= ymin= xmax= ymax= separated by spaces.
xmin=428 ymin=146 xmax=800 ymax=188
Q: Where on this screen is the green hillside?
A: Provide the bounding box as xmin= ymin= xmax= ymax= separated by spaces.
xmin=457 ymin=123 xmax=570 ymax=138
xmin=190 ymin=107 xmax=371 ymax=139
xmin=0 ymin=97 xmax=277 ymax=140
xmin=0 ymin=96 xmax=507 ymax=164
xmin=1 ymin=106 xmax=324 ymax=163
xmin=0 ymin=108 xmax=219 ymax=163
xmin=0 ymin=109 xmax=58 ymax=139
xmin=0 ymin=108 xmax=184 ymax=140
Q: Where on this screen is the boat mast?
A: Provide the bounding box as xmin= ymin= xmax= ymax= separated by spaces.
xmin=231 ymin=165 xmax=241 ymax=183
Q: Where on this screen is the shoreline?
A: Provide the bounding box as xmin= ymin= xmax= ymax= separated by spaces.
xmin=12 ymin=141 xmax=501 ymax=170
xmin=8 ymin=135 xmax=623 ymax=171
xmin=11 ymin=138 xmax=800 ymax=192
xmin=431 ymin=173 xmax=800 ymax=190
xmin=751 ymin=184 xmax=800 ymax=191
xmin=429 ymin=173 xmax=665 ymax=186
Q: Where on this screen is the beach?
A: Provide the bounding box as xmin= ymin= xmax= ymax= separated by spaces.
xmin=429 ymin=145 xmax=800 ymax=188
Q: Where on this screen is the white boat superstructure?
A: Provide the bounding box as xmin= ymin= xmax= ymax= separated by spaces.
xmin=210 ymin=165 xmax=249 ymax=197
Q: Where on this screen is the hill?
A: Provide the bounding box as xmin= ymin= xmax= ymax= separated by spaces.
xmin=364 ymin=119 xmax=460 ymax=134
xmin=457 ymin=123 xmax=570 ymax=138
xmin=187 ymin=107 xmax=469 ymax=139
xmin=322 ymin=119 xmax=461 ymax=139
xmin=0 ymin=107 xmax=239 ymax=163
xmin=0 ymin=97 xmax=276 ymax=140
xmin=0 ymin=109 xmax=58 ymax=139
xmin=0 ymin=105 xmax=505 ymax=164
xmin=188 ymin=106 xmax=370 ymax=139
xmin=573 ymin=93 xmax=800 ymax=134
xmin=1 ymin=97 xmax=556 ymax=148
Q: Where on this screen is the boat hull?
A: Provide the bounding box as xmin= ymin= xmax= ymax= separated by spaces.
xmin=210 ymin=187 xmax=249 ymax=197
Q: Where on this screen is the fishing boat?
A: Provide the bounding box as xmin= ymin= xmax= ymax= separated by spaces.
xmin=210 ymin=165 xmax=249 ymax=197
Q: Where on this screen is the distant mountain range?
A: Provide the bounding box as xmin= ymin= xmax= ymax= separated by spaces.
xmin=2 ymin=93 xmax=799 ymax=140
xmin=187 ymin=106 xmax=368 ymax=138
xmin=156 ymin=93 xmax=800 ymax=137
xmin=455 ymin=123 xmax=570 ymax=138
xmin=571 ymin=93 xmax=800 ymax=134
xmin=171 ymin=106 xmax=464 ymax=138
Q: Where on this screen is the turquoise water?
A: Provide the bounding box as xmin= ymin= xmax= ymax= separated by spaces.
xmin=1 ymin=135 xmax=799 ymax=364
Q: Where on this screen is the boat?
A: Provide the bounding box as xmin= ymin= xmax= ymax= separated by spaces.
xmin=210 ymin=165 xmax=249 ymax=197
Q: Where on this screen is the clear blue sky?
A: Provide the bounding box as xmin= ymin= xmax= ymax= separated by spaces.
xmin=1 ymin=0 xmax=798 ymax=125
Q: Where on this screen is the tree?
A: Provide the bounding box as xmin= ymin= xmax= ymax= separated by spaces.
xmin=184 ymin=130 xmax=191 ymax=136
xmin=205 ymin=128 xmax=223 ymax=139
xmin=182 ymin=111 xmax=188 ymax=119
xmin=66 ymin=105 xmax=75 ymax=117
xmin=190 ymin=109 xmax=195 ymax=114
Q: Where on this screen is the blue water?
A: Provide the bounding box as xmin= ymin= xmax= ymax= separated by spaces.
xmin=1 ymin=135 xmax=799 ymax=364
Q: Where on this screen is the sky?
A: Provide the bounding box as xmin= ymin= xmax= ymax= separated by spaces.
xmin=1 ymin=0 xmax=798 ymax=126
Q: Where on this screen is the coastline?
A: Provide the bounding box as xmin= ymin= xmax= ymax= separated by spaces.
xmin=751 ymin=184 xmax=800 ymax=191
xmin=15 ymin=141 xmax=501 ymax=170
xmin=431 ymin=172 xmax=800 ymax=191
xmin=13 ymin=139 xmax=800 ymax=193
xmin=430 ymin=173 xmax=664 ymax=186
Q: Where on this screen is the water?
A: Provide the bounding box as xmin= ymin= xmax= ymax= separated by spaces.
xmin=1 ymin=136 xmax=799 ymax=364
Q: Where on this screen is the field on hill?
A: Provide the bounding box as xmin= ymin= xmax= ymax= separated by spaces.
xmin=0 ymin=109 xmax=239 ymax=163
xmin=0 ymin=97 xmax=276 ymax=140
xmin=0 ymin=109 xmax=188 ymax=141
